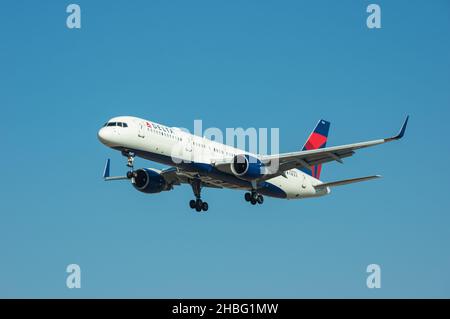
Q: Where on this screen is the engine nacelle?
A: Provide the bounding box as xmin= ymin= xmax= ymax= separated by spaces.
xmin=132 ymin=168 xmax=170 ymax=194
xmin=230 ymin=154 xmax=265 ymax=180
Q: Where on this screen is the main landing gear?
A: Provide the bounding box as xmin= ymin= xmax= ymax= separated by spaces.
xmin=244 ymin=191 xmax=264 ymax=205
xmin=189 ymin=178 xmax=208 ymax=212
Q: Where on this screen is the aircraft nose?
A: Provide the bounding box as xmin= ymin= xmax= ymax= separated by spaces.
xmin=97 ymin=127 xmax=110 ymax=145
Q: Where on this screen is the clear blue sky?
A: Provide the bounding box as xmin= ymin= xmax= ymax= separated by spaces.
xmin=0 ymin=0 xmax=449 ymax=298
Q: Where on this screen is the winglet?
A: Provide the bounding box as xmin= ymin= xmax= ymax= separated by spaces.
xmin=386 ymin=115 xmax=409 ymax=141
xmin=103 ymin=159 xmax=111 ymax=179
xmin=396 ymin=115 xmax=409 ymax=139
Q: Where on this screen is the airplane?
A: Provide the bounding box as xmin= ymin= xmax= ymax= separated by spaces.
xmin=98 ymin=116 xmax=408 ymax=212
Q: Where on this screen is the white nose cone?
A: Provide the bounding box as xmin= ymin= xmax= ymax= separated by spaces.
xmin=97 ymin=127 xmax=112 ymax=146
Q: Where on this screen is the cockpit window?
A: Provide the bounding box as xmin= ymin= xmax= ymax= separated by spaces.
xmin=105 ymin=122 xmax=128 ymax=127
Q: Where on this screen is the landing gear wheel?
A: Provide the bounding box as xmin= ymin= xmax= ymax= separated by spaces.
xmin=246 ymin=191 xmax=264 ymax=205
xmin=189 ymin=178 xmax=209 ymax=212
xmin=257 ymin=195 xmax=264 ymax=204
xmin=195 ymin=199 xmax=203 ymax=212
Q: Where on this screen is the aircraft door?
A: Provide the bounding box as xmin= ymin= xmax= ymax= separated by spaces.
xmin=183 ymin=135 xmax=193 ymax=163
xmin=138 ymin=122 xmax=146 ymax=138
xmin=185 ymin=135 xmax=192 ymax=152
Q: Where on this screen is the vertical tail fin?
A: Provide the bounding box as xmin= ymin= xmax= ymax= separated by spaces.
xmin=299 ymin=119 xmax=330 ymax=179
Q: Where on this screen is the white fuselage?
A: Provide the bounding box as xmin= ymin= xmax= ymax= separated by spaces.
xmin=98 ymin=116 xmax=330 ymax=199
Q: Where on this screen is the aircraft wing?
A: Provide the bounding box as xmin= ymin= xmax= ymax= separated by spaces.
xmin=314 ymin=175 xmax=381 ymax=190
xmin=162 ymin=168 xmax=225 ymax=189
xmin=259 ymin=116 xmax=409 ymax=179
xmin=103 ymin=161 xmax=224 ymax=189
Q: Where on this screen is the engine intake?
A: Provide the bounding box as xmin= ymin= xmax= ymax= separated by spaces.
xmin=132 ymin=168 xmax=169 ymax=193
xmin=230 ymin=154 xmax=265 ymax=180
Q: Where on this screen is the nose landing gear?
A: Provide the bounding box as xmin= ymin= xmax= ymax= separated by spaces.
xmin=189 ymin=178 xmax=209 ymax=212
xmin=244 ymin=191 xmax=264 ymax=205
xmin=122 ymin=151 xmax=135 ymax=168
xmin=122 ymin=151 xmax=135 ymax=179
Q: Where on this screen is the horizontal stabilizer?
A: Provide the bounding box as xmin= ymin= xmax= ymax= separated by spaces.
xmin=314 ymin=175 xmax=381 ymax=189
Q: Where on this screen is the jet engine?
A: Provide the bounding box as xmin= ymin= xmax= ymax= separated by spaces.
xmin=230 ymin=154 xmax=265 ymax=180
xmin=132 ymin=168 xmax=171 ymax=193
